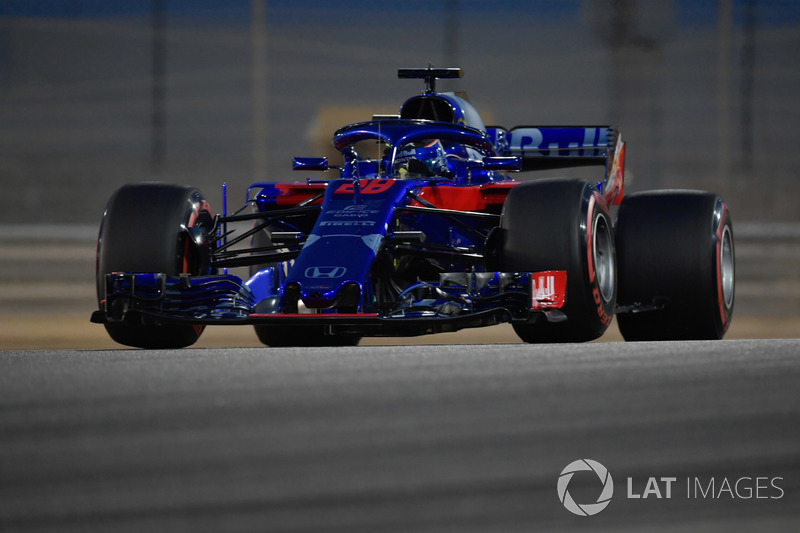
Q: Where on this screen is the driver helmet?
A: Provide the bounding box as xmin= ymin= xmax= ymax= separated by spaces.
xmin=394 ymin=139 xmax=448 ymax=178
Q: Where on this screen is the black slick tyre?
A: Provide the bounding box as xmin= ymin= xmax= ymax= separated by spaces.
xmin=615 ymin=190 xmax=734 ymax=340
xmin=499 ymin=178 xmax=616 ymax=343
xmin=96 ymin=183 xmax=214 ymax=348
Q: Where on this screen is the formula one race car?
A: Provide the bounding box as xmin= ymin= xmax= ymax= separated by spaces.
xmin=92 ymin=67 xmax=735 ymax=348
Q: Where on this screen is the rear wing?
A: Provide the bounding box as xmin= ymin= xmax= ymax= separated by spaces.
xmin=488 ymin=125 xmax=625 ymax=205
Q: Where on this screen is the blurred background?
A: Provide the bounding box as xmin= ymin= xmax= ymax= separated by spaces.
xmin=1 ymin=0 xmax=798 ymax=347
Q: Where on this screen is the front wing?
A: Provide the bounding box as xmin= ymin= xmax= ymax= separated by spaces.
xmin=92 ymin=270 xmax=568 ymax=337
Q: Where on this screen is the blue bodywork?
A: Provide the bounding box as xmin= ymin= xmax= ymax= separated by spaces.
xmin=282 ymin=178 xmax=411 ymax=310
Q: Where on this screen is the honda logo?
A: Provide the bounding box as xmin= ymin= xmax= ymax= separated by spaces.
xmin=304 ymin=266 xmax=347 ymax=279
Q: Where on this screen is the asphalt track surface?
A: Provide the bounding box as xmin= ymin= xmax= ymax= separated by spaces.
xmin=1 ymin=340 xmax=799 ymax=532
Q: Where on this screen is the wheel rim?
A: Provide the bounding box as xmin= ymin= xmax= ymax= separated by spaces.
xmin=593 ymin=213 xmax=615 ymax=302
xmin=720 ymin=224 xmax=734 ymax=309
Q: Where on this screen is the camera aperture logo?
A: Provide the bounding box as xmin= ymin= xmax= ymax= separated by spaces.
xmin=557 ymin=459 xmax=614 ymax=516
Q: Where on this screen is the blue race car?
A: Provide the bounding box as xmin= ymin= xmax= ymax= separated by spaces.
xmin=92 ymin=67 xmax=735 ymax=347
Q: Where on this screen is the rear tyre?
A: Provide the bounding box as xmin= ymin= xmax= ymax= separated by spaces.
xmin=500 ymin=178 xmax=616 ymax=343
xmin=249 ymin=228 xmax=360 ymax=347
xmin=96 ymin=183 xmax=214 ymax=348
xmin=615 ymin=191 xmax=734 ymax=340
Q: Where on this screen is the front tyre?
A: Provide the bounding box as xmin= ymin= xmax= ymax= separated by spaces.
xmin=96 ymin=183 xmax=214 ymax=348
xmin=615 ymin=191 xmax=734 ymax=340
xmin=500 ymin=178 xmax=616 ymax=343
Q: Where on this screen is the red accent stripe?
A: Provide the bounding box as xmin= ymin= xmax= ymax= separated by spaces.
xmin=248 ymin=313 xmax=380 ymax=318
xmin=273 ymin=183 xmax=327 ymax=207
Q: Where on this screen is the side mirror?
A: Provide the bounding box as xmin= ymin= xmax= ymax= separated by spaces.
xmin=482 ymin=156 xmax=522 ymax=172
xmin=293 ymin=157 xmax=330 ymax=171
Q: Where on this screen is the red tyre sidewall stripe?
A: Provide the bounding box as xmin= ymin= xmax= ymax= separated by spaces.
xmin=184 ymin=198 xmax=212 ymax=335
xmin=187 ymin=199 xmax=211 ymax=227
xmin=183 ymin=198 xmax=212 ymax=273
xmin=586 ymin=191 xmax=613 ymax=327
xmin=586 ymin=193 xmax=596 ymax=284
